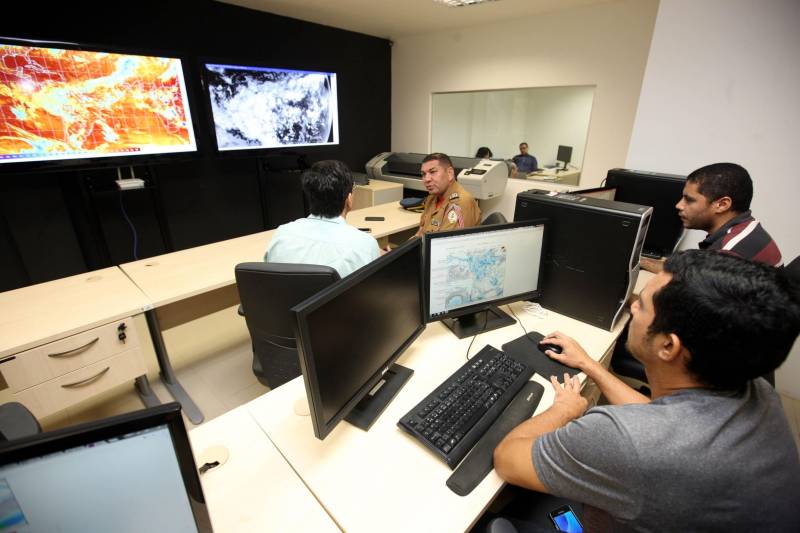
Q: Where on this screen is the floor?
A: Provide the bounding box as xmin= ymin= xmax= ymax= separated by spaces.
xmin=42 ymin=339 xmax=268 ymax=432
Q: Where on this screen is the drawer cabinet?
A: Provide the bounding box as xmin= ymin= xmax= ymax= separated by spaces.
xmin=0 ymin=318 xmax=145 ymax=418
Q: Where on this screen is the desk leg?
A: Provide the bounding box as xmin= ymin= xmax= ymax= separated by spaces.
xmin=145 ymin=309 xmax=204 ymax=424
xmin=135 ymin=375 xmax=161 ymax=408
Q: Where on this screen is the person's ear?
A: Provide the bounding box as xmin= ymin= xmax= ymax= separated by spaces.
xmin=346 ymin=192 xmax=353 ymax=209
xmin=714 ymin=196 xmax=732 ymax=213
xmin=656 ymin=332 xmax=683 ymax=364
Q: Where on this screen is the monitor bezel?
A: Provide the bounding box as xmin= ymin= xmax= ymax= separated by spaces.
xmin=0 ymin=402 xmax=212 ymax=532
xmin=423 ymin=219 xmax=548 ymax=324
xmin=292 ymin=238 xmax=425 ymax=440
xmin=0 ymin=36 xmax=202 ymax=174
xmin=199 ymin=57 xmax=340 ymax=156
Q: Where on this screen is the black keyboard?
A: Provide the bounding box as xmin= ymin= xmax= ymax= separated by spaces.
xmin=398 ymin=345 xmax=535 ymax=469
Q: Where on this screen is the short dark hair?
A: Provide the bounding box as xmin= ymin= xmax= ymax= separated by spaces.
xmin=687 ymin=163 xmax=753 ymax=212
xmin=648 ymin=250 xmax=800 ymax=390
xmin=519 ymin=142 xmax=528 ymax=148
xmin=422 ymin=152 xmax=454 ymax=169
xmin=301 ymin=160 xmax=353 ymax=218
xmin=475 ymin=147 xmax=493 ymax=158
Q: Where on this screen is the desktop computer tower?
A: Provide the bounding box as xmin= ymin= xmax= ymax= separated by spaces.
xmin=514 ymin=191 xmax=652 ymax=330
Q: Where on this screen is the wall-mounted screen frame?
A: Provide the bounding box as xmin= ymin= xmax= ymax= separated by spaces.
xmin=0 ymin=37 xmax=199 ymax=173
xmin=202 ymin=61 xmax=339 ymax=153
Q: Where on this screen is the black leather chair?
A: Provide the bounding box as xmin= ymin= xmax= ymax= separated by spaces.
xmin=0 ymin=402 xmax=41 ymax=441
xmin=482 ymin=212 xmax=508 ymax=226
xmin=235 ymin=262 xmax=340 ymax=389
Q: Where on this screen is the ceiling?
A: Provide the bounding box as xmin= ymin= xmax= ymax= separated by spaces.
xmin=216 ymin=0 xmax=615 ymax=40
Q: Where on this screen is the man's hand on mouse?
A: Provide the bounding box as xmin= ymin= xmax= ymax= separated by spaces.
xmin=540 ymin=332 xmax=593 ymax=371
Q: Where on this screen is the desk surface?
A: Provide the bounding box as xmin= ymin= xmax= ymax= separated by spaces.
xmin=0 ymin=267 xmax=151 ymax=358
xmin=189 ymin=405 xmax=339 ymax=532
xmin=344 ymin=201 xmax=420 ymax=238
xmin=121 ymin=202 xmax=419 ymax=308
xmin=246 ymin=301 xmax=627 ymax=533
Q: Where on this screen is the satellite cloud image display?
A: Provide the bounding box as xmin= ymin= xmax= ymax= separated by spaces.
xmin=0 ymin=44 xmax=196 ymax=164
xmin=205 ymin=64 xmax=338 ymax=151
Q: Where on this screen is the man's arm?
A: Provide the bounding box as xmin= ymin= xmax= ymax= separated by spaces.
xmin=494 ymin=374 xmax=587 ymax=492
xmin=540 ymin=332 xmax=650 ymax=405
xmin=640 ymin=257 xmax=665 ymax=274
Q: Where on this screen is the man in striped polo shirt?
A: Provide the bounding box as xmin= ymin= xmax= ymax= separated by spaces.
xmin=642 ymin=162 xmax=782 ymax=273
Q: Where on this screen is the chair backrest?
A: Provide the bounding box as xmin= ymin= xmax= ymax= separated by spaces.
xmin=785 ymin=255 xmax=800 ymax=300
xmin=235 ymin=262 xmax=340 ymax=388
xmin=0 ymin=402 xmax=41 ymax=442
xmin=481 ymin=211 xmax=508 ymax=226
xmin=235 ymin=262 xmax=340 ymax=347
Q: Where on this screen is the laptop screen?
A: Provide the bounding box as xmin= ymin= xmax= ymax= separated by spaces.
xmin=0 ymin=404 xmax=210 ymax=533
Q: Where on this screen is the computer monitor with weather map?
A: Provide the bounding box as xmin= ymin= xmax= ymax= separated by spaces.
xmin=203 ymin=63 xmax=339 ymax=151
xmin=0 ymin=40 xmax=197 ymax=169
xmin=424 ymin=220 xmax=547 ymax=339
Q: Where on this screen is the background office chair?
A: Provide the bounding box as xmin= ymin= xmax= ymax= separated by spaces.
xmin=0 ymin=402 xmax=41 ymax=441
xmin=482 ymin=212 xmax=508 ymax=226
xmin=235 ymin=262 xmax=340 ymax=389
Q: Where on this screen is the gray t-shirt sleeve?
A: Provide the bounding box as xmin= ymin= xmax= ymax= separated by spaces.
xmin=532 ymin=407 xmax=643 ymax=521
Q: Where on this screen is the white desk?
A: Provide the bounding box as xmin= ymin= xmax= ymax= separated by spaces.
xmin=119 ymin=201 xmax=422 ymax=423
xmin=526 ymin=168 xmax=581 ymax=186
xmin=0 ymin=268 xmax=154 ymax=419
xmin=245 ymin=301 xmax=627 ymax=533
xmin=189 ymin=405 xmax=339 ymax=532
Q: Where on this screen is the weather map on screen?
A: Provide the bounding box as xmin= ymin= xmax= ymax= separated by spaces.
xmin=204 ymin=63 xmax=339 ymax=151
xmin=0 ymin=44 xmax=197 ymax=165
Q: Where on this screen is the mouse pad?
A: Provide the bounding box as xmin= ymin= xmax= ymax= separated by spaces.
xmin=501 ymin=332 xmax=581 ymax=380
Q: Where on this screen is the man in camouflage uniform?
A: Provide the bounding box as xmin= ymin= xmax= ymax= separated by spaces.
xmin=415 ymin=152 xmax=481 ymax=237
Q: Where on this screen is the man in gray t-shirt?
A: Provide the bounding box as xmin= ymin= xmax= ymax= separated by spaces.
xmin=494 ymin=250 xmax=800 ymax=532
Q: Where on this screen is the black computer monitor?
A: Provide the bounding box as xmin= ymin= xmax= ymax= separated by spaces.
xmin=293 ymin=238 xmax=425 ymax=440
xmin=556 ymin=145 xmax=573 ymax=171
xmin=605 ymin=168 xmax=686 ymax=258
xmin=424 ymin=220 xmax=547 ymax=339
xmin=0 ymin=403 xmax=211 ymax=532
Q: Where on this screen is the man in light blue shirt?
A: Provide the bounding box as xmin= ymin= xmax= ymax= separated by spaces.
xmin=265 ymin=160 xmax=380 ymax=277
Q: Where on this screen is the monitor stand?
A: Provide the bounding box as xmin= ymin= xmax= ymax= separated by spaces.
xmin=345 ymin=364 xmax=413 ymax=431
xmin=441 ymin=305 xmax=516 ymax=339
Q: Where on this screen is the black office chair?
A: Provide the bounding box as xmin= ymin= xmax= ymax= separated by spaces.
xmin=0 ymin=402 xmax=41 ymax=441
xmin=482 ymin=212 xmax=508 ymax=226
xmin=784 ymin=255 xmax=800 ymax=298
xmin=235 ymin=262 xmax=340 ymax=389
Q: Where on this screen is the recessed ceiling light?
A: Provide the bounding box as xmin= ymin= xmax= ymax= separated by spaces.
xmin=433 ymin=0 xmax=499 ymax=7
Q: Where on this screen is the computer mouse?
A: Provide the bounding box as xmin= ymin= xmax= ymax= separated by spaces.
xmin=539 ymin=342 xmax=563 ymax=355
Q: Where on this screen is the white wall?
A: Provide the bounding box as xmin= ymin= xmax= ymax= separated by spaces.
xmin=625 ymin=0 xmax=800 ymax=397
xmin=431 ymin=86 xmax=594 ymax=165
xmin=392 ymin=0 xmax=660 ymax=187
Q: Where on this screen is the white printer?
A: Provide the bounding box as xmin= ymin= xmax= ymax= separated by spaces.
xmin=364 ymin=152 xmax=508 ymax=200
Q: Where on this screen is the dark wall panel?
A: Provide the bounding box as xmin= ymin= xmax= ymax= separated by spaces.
xmin=156 ymin=157 xmax=265 ymax=250
xmin=0 ymin=0 xmax=391 ymax=291
xmin=0 ymin=175 xmax=87 ymax=284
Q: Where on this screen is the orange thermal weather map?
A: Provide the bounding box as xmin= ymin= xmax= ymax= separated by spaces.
xmin=0 ymin=44 xmax=196 ymax=164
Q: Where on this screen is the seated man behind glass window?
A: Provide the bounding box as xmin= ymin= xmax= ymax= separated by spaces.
xmin=512 ymin=142 xmax=538 ymax=174
xmin=265 ymin=160 xmax=380 ymax=277
xmin=494 ymin=250 xmax=800 ymax=532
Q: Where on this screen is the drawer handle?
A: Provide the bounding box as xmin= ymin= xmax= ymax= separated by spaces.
xmin=61 ymin=367 xmax=110 ymax=389
xmin=48 ymin=337 xmax=99 ymax=359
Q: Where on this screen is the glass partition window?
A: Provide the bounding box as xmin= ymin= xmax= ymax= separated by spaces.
xmin=431 ymin=85 xmax=594 ymax=172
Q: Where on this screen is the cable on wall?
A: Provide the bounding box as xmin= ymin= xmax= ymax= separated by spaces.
xmin=117 ymin=167 xmax=140 ymax=261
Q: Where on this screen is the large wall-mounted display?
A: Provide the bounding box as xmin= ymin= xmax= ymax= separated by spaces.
xmin=204 ymin=63 xmax=339 ymax=151
xmin=0 ymin=42 xmax=197 ymax=168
